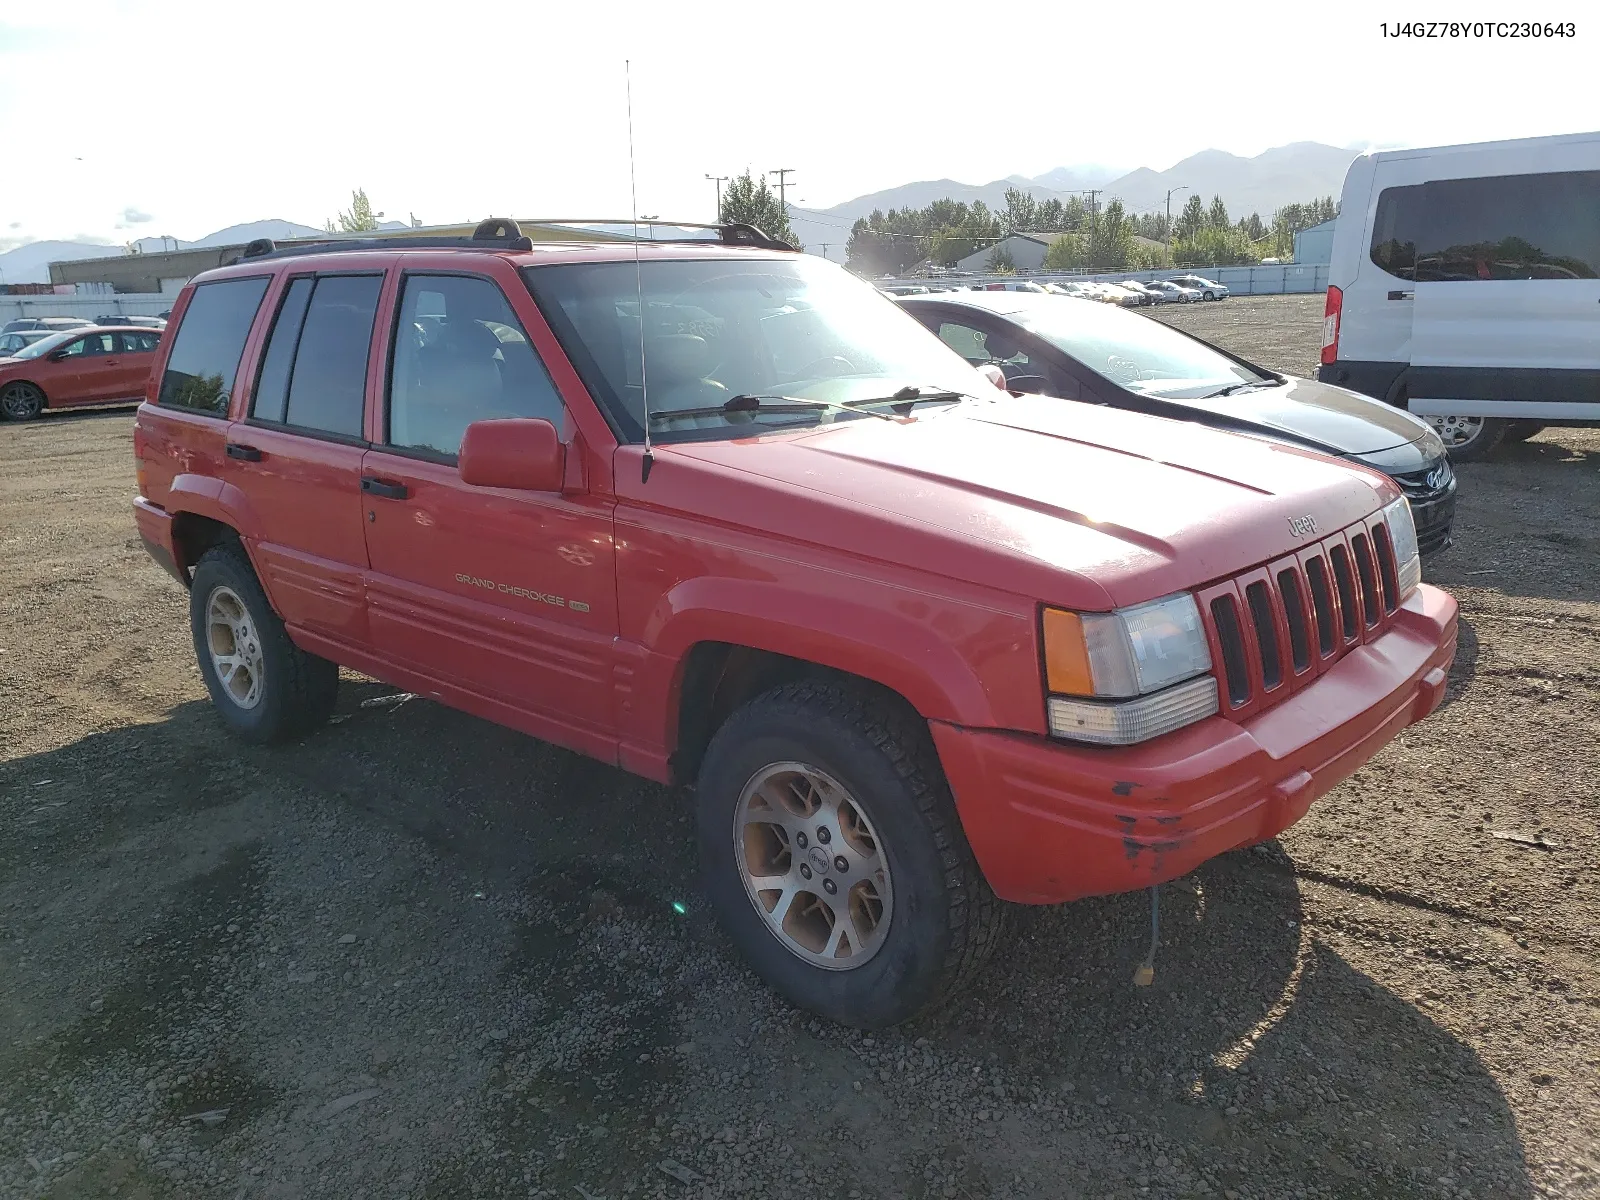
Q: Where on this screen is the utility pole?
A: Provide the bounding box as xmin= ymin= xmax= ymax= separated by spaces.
xmin=1082 ymin=190 xmax=1102 ymax=264
xmin=705 ymin=174 xmax=728 ymax=222
xmin=1165 ymin=186 xmax=1190 ymax=267
xmin=769 ymin=168 xmax=796 ymax=221
xmin=817 ymin=241 xmax=834 ymax=261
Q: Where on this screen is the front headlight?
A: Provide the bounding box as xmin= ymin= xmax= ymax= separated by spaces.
xmin=1042 ymin=593 xmax=1217 ymax=745
xmin=1383 ymin=496 xmax=1422 ymax=598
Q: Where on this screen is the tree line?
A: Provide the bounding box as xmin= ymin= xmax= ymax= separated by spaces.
xmin=844 ymin=187 xmax=1339 ymax=274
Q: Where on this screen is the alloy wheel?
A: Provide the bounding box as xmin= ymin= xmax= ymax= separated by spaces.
xmin=205 ymin=585 xmax=265 ymax=709
xmin=0 ymin=382 xmax=44 ymax=420
xmin=1427 ymin=414 xmax=1486 ymax=449
xmin=733 ymin=761 xmax=894 ymax=969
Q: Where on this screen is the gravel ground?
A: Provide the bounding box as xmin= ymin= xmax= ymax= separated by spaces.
xmin=2 ymin=294 xmax=1597 ymax=1200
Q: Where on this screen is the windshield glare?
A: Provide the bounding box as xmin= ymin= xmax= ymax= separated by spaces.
xmin=12 ymin=331 xmax=74 ymax=359
xmin=1008 ymin=296 xmax=1270 ymax=398
xmin=523 ymin=256 xmax=989 ymax=441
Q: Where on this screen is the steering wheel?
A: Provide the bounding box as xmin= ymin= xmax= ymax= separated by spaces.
xmin=797 ymin=355 xmax=857 ymax=378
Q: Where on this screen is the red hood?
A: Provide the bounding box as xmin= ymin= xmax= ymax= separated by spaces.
xmin=642 ymin=397 xmax=1399 ymax=610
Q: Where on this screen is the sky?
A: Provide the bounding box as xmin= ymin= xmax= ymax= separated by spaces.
xmin=2 ymin=0 xmax=1597 ymax=251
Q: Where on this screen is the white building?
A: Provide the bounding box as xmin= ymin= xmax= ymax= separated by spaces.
xmin=954 ymin=232 xmax=1060 ymax=273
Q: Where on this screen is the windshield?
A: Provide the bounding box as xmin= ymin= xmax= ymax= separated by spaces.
xmin=12 ymin=331 xmax=75 ymax=360
xmin=1006 ymin=296 xmax=1273 ymax=398
xmin=523 ymin=256 xmax=989 ymax=441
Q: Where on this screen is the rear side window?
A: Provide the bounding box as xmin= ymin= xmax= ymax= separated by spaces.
xmin=250 ymin=274 xmax=382 ymax=438
xmin=1370 ymin=170 xmax=1600 ymax=282
xmin=118 ymin=331 xmax=160 ymax=353
xmin=250 ymin=277 xmax=315 ymax=424
xmin=158 ymin=277 xmax=270 ymax=415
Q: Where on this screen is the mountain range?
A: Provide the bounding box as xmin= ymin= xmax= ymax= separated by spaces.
xmin=3 ymin=144 xmax=1361 ymax=281
xmin=790 ymin=142 xmax=1360 ymax=257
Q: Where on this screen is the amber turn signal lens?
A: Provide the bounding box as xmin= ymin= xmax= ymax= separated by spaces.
xmin=1042 ymin=608 xmax=1095 ymax=696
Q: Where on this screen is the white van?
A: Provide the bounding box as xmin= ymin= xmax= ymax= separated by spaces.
xmin=1318 ymin=131 xmax=1600 ymax=461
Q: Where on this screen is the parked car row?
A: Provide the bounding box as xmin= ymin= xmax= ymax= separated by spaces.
xmin=122 ymin=220 xmax=1458 ymax=1029
xmin=2 ymin=313 xmax=166 ymax=335
xmin=879 ymin=275 xmax=1231 ymax=306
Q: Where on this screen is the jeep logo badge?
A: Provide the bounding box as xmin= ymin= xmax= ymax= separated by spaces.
xmin=1288 ymin=515 xmax=1318 ymax=538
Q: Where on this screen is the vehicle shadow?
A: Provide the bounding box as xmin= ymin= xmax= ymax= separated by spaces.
xmin=0 ymin=683 xmax=1535 ymax=1199
xmin=1436 ymin=613 xmax=1480 ymax=714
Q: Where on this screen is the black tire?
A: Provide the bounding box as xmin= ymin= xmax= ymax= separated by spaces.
xmin=189 ymin=543 xmax=338 ymax=744
xmin=1430 ymin=415 xmax=1507 ymax=463
xmin=696 ymin=679 xmax=1006 ymax=1028
xmin=1202 ymin=290 xmax=1215 ymax=301
xmin=1503 ymin=420 xmax=1545 ymax=444
xmin=0 ymin=381 xmax=46 ymax=421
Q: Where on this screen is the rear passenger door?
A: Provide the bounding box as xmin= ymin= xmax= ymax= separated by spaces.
xmin=358 ymin=267 xmax=620 ymax=756
xmin=112 ymin=329 xmax=162 ymax=400
xmin=223 ymin=270 xmax=387 ymax=647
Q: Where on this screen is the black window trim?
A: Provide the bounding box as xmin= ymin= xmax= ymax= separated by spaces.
xmin=243 ymin=269 xmax=385 ymax=443
xmin=383 ymin=267 xmax=562 ymax=463
xmin=156 ymin=273 xmax=273 ymax=419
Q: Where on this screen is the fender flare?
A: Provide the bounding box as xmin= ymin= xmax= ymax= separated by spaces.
xmin=644 ymin=575 xmax=1002 ymax=743
xmin=165 ymin=473 xmax=261 ymax=570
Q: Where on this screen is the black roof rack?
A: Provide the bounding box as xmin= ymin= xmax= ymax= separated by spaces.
xmin=228 ymin=217 xmax=795 ymax=265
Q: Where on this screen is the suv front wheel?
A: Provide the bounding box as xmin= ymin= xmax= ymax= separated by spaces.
xmin=189 ymin=543 xmax=339 ymax=743
xmin=697 ymin=679 xmax=1005 ymax=1028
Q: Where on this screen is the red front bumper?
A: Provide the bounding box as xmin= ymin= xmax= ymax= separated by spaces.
xmin=932 ymin=583 xmax=1458 ymax=904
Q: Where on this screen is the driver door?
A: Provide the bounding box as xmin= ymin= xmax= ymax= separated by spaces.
xmin=359 ymin=267 xmax=621 ymax=756
xmin=47 ymin=332 xmax=123 ymax=405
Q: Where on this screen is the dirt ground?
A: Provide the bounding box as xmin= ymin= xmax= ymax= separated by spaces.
xmin=2 ymin=294 xmax=1597 ymax=1200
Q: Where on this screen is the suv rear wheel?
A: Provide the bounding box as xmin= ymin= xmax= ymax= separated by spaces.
xmin=1427 ymin=413 xmax=1506 ymax=463
xmin=696 ymin=679 xmax=1004 ymax=1028
xmin=190 ymin=543 xmax=338 ymax=743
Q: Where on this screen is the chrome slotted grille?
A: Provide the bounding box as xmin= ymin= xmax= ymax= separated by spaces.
xmin=1198 ymin=514 xmax=1402 ymax=719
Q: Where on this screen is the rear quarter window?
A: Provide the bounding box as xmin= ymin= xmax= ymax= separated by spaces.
xmin=158 ymin=276 xmax=271 ymax=415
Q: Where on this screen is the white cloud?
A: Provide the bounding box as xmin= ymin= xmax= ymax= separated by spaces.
xmin=118 ymin=206 xmax=153 ymax=226
xmin=1 ymin=0 xmax=1594 ymax=245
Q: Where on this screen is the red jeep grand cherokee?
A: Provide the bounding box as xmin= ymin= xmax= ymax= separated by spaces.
xmin=131 ymin=220 xmax=1458 ymax=1027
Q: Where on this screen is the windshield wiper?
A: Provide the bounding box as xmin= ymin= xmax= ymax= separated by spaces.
xmin=841 ymin=384 xmax=974 ymax=413
xmin=1201 ymin=380 xmax=1280 ymax=398
xmin=649 ymin=393 xmax=894 ymax=424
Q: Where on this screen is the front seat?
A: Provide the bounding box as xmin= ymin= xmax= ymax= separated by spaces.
xmin=644 ymin=334 xmax=729 ymax=427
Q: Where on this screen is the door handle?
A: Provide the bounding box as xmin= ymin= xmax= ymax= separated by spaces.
xmin=1387 ymin=290 xmax=1414 ymax=300
xmin=225 ymin=442 xmax=262 ymax=462
xmin=361 ymin=476 xmax=409 ymax=500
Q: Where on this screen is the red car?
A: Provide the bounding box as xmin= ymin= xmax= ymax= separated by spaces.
xmin=0 ymin=326 xmax=164 ymax=420
xmin=130 ymin=220 xmax=1458 ymax=1027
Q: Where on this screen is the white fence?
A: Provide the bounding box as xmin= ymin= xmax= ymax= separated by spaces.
xmin=885 ymin=263 xmax=1331 ymax=296
xmin=1 ymin=292 xmax=172 ymax=324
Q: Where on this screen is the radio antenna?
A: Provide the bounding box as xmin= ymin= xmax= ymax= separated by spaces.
xmin=626 ymin=59 xmax=654 ymax=484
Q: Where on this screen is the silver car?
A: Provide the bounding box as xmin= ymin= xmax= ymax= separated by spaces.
xmin=1169 ymin=274 xmax=1230 ymax=300
xmin=1145 ymin=280 xmax=1201 ymax=304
